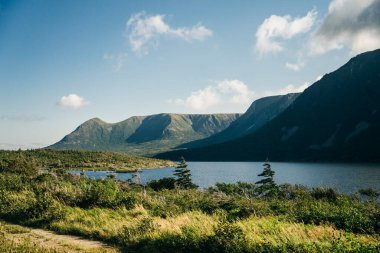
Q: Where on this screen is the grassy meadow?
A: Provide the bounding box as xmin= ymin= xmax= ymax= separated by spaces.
xmin=0 ymin=151 xmax=379 ymax=252
xmin=0 ymin=149 xmax=175 ymax=172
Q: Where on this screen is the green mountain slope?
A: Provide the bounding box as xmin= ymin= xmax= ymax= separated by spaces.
xmin=48 ymin=113 xmax=240 ymax=156
xmin=157 ymin=49 xmax=380 ymax=162
xmin=180 ymin=93 xmax=299 ymax=149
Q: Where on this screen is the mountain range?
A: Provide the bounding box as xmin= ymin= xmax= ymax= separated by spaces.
xmin=49 ymin=93 xmax=299 ymax=157
xmin=157 ymin=49 xmax=380 ymax=162
xmin=50 ymin=49 xmax=380 ymax=162
xmin=48 ymin=113 xmax=240 ymax=156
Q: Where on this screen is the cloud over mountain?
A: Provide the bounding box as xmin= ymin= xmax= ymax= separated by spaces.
xmin=172 ymin=80 xmax=254 ymax=111
xmin=310 ymin=0 xmax=380 ymax=54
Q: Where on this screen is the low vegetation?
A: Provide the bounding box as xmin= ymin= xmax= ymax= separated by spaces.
xmin=0 ymin=149 xmax=175 ymax=172
xmin=0 ymin=221 xmax=119 ymax=252
xmin=0 ymin=153 xmax=379 ymax=252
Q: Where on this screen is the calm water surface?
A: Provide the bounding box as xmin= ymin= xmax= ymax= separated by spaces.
xmin=72 ymin=162 xmax=380 ymax=194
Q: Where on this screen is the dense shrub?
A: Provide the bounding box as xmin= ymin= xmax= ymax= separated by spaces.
xmin=208 ymin=221 xmax=248 ymax=253
xmin=0 ymin=189 xmax=63 ymax=225
xmin=0 ymin=154 xmax=37 ymax=176
xmin=311 ymin=187 xmax=338 ymax=201
xmin=78 ymin=179 xmax=118 ymax=208
xmin=0 ymin=174 xmax=26 ymax=191
xmin=24 ymin=190 xmax=65 ymax=226
xmin=358 ymin=188 xmax=380 ymax=198
xmin=118 ymin=217 xmax=156 ymax=245
xmin=147 ymin=177 xmax=176 ymax=191
xmin=293 ymin=197 xmax=378 ymax=233
xmin=115 ymin=190 xmax=138 ymax=209
xmin=0 ymin=189 xmax=36 ymax=221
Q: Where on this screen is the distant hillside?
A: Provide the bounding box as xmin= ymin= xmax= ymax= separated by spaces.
xmin=49 ymin=113 xmax=240 ymax=156
xmin=181 ymin=93 xmax=299 ymax=149
xmin=157 ymin=49 xmax=380 ymax=162
xmin=0 ymin=149 xmax=175 ymax=172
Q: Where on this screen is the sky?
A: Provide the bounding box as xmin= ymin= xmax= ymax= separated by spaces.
xmin=1 ymin=0 xmax=379 ymax=149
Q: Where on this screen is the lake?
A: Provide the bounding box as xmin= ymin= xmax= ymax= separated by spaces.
xmin=71 ymin=162 xmax=380 ymax=194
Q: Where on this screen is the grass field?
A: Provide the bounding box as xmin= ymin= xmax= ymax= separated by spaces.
xmin=0 ymin=151 xmax=379 ymax=252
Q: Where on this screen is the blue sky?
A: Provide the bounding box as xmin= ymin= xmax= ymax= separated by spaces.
xmin=1 ymin=0 xmax=379 ymax=148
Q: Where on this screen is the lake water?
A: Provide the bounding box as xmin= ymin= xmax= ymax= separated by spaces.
xmin=71 ymin=162 xmax=380 ymax=194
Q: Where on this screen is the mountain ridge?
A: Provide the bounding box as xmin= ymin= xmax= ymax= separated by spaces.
xmin=49 ymin=113 xmax=240 ymax=156
xmin=180 ymin=93 xmax=300 ymax=149
xmin=156 ymin=49 xmax=380 ymax=162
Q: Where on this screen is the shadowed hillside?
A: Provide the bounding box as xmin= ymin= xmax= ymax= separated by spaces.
xmin=181 ymin=93 xmax=299 ymax=149
xmin=157 ymin=49 xmax=380 ymax=162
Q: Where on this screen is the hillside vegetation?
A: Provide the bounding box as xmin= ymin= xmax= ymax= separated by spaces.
xmin=0 ymin=157 xmax=379 ymax=252
xmin=0 ymin=149 xmax=175 ymax=172
xmin=49 ymin=113 xmax=240 ymax=156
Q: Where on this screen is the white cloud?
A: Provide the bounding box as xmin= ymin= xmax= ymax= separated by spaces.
xmin=285 ymin=61 xmax=305 ymax=71
xmin=315 ymin=75 xmax=323 ymax=82
xmin=172 ymin=80 xmax=254 ymax=111
xmin=309 ymin=0 xmax=380 ymax=55
xmin=174 ymin=86 xmax=221 ymax=110
xmin=265 ymin=74 xmax=325 ymax=96
xmin=58 ymin=94 xmax=89 ymax=109
xmin=217 ymin=80 xmax=254 ymax=105
xmin=127 ymin=12 xmax=213 ymax=55
xmin=255 ymin=10 xmax=317 ymax=55
xmin=279 ymin=82 xmax=310 ymax=94
xmin=265 ymin=82 xmax=310 ymax=96
xmin=103 ymin=53 xmax=127 ymax=72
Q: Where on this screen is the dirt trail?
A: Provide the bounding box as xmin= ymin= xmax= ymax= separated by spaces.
xmin=30 ymin=228 xmax=120 ymax=252
xmin=2 ymin=222 xmax=121 ymax=253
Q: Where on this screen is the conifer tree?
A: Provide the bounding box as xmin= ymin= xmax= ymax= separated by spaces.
xmin=174 ymin=157 xmax=197 ymax=189
xmin=255 ymin=160 xmax=277 ymax=197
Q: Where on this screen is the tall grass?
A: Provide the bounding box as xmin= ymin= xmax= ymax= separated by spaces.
xmin=0 ymin=160 xmax=379 ymax=252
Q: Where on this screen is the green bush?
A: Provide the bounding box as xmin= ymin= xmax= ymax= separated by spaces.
xmin=118 ymin=217 xmax=156 ymax=245
xmin=0 ymin=189 xmax=36 ymax=221
xmin=78 ymin=179 xmax=118 ymax=208
xmin=358 ymin=188 xmax=380 ymax=198
xmin=0 ymin=154 xmax=37 ymax=176
xmin=24 ymin=190 xmax=65 ymax=226
xmin=311 ymin=187 xmax=338 ymax=201
xmin=293 ymin=198 xmax=377 ymax=234
xmin=115 ymin=190 xmax=138 ymax=209
xmin=207 ymin=221 xmax=248 ymax=253
xmin=147 ymin=177 xmax=176 ymax=191
xmin=0 ymin=174 xmax=26 ymax=191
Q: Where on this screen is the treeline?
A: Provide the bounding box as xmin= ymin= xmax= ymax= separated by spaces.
xmin=0 ymin=149 xmax=175 ymax=172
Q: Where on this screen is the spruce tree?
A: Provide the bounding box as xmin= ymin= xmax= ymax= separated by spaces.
xmin=174 ymin=157 xmax=197 ymax=189
xmin=255 ymin=160 xmax=277 ymax=197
